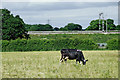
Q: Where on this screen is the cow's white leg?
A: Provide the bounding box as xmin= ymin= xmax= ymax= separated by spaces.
xmin=60 ymin=60 xmax=62 ymax=62
xmin=60 ymin=59 xmax=63 ymax=62
xmin=65 ymin=56 xmax=69 ymax=59
xmin=79 ymin=61 xmax=82 ymax=64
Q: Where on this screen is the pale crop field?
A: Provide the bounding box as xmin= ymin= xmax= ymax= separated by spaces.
xmin=2 ymin=50 xmax=118 ymax=78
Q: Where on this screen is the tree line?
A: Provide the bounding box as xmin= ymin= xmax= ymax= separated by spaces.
xmin=86 ymin=19 xmax=120 ymax=30
xmin=25 ymin=19 xmax=120 ymax=31
xmin=25 ymin=23 xmax=82 ymax=31
xmin=1 ymin=9 xmax=120 ymax=40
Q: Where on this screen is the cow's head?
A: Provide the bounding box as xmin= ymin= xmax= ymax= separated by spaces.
xmin=82 ymin=59 xmax=88 ymax=65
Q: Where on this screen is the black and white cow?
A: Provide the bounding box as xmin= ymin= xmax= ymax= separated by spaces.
xmin=60 ymin=49 xmax=88 ymax=65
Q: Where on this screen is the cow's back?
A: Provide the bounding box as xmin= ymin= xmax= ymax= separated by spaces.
xmin=61 ymin=49 xmax=77 ymax=53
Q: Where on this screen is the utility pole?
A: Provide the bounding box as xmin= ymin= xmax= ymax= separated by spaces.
xmin=99 ymin=14 xmax=101 ymax=31
xmin=99 ymin=13 xmax=105 ymax=32
xmin=102 ymin=16 xmax=104 ymax=32
xmin=47 ymin=19 xmax=50 ymax=24
xmin=99 ymin=13 xmax=103 ymax=31
xmin=106 ymin=19 xmax=107 ymax=33
xmin=105 ymin=14 xmax=107 ymax=33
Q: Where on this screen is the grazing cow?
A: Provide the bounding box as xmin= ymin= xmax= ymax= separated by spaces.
xmin=60 ymin=49 xmax=88 ymax=65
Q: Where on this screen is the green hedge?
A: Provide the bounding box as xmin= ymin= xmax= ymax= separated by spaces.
xmin=2 ymin=38 xmax=98 ymax=52
xmin=106 ymin=39 xmax=119 ymax=50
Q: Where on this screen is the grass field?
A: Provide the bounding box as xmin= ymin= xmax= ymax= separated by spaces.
xmin=30 ymin=34 xmax=119 ymax=43
xmin=2 ymin=50 xmax=118 ymax=78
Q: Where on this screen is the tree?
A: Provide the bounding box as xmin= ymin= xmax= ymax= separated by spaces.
xmin=64 ymin=23 xmax=82 ymax=31
xmin=59 ymin=27 xmax=67 ymax=31
xmin=29 ymin=25 xmax=39 ymax=31
xmin=2 ymin=9 xmax=29 ymax=40
xmin=0 ymin=9 xmax=2 ymax=39
xmin=116 ymin=25 xmax=120 ymax=30
xmin=25 ymin=24 xmax=54 ymax=31
xmin=86 ymin=20 xmax=100 ymax=30
xmin=107 ymin=19 xmax=116 ymax=30
xmin=54 ymin=27 xmax=59 ymax=31
xmin=44 ymin=24 xmax=53 ymax=31
xmin=86 ymin=19 xmax=116 ymax=30
xmin=24 ymin=24 xmax=32 ymax=31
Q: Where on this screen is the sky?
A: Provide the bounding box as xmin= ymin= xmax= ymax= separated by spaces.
xmin=1 ymin=0 xmax=119 ymax=29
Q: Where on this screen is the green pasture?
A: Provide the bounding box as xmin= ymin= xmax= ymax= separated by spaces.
xmin=2 ymin=50 xmax=118 ymax=78
xmin=30 ymin=34 xmax=119 ymax=43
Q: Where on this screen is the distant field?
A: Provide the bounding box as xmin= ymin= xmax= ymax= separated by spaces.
xmin=2 ymin=50 xmax=118 ymax=78
xmin=30 ymin=34 xmax=119 ymax=43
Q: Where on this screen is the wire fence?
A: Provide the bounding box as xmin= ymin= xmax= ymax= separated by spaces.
xmin=28 ymin=31 xmax=119 ymax=35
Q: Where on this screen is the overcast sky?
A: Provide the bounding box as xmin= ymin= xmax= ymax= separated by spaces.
xmin=1 ymin=1 xmax=119 ymax=29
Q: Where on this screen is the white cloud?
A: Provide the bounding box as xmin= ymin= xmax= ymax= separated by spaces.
xmin=2 ymin=0 xmax=119 ymax=2
xmin=2 ymin=0 xmax=30 ymax=2
xmin=2 ymin=2 xmax=117 ymax=11
xmin=2 ymin=0 xmax=58 ymax=2
xmin=0 ymin=0 xmax=2 ymax=8
xmin=13 ymin=5 xmax=117 ymax=28
xmin=58 ymin=0 xmax=119 ymax=2
xmin=1 ymin=2 xmax=118 ymax=29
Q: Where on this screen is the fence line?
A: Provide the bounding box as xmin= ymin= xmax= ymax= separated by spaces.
xmin=28 ymin=31 xmax=119 ymax=35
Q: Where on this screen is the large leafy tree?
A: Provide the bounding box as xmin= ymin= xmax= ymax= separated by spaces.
xmin=107 ymin=19 xmax=116 ymax=30
xmin=59 ymin=27 xmax=67 ymax=31
xmin=42 ymin=24 xmax=53 ymax=31
xmin=86 ymin=19 xmax=116 ymax=30
xmin=54 ymin=27 xmax=59 ymax=31
xmin=116 ymin=25 xmax=120 ymax=30
xmin=86 ymin=20 xmax=100 ymax=30
xmin=2 ymin=9 xmax=29 ymax=40
xmin=64 ymin=23 xmax=82 ymax=31
xmin=25 ymin=24 xmax=53 ymax=31
xmin=0 ymin=9 xmax=2 ymax=40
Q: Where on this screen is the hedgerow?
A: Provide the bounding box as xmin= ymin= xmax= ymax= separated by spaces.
xmin=106 ymin=39 xmax=119 ymax=50
xmin=2 ymin=38 xmax=98 ymax=52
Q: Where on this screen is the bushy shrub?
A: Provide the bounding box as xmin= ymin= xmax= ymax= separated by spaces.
xmin=2 ymin=40 xmax=10 ymax=51
xmin=106 ymin=39 xmax=119 ymax=50
xmin=2 ymin=38 xmax=98 ymax=51
xmin=6 ymin=39 xmax=27 ymax=51
xmin=74 ymin=39 xmax=98 ymax=50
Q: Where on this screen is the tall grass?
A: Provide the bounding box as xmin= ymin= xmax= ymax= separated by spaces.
xmin=2 ymin=50 xmax=118 ymax=78
xmin=30 ymin=34 xmax=119 ymax=43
